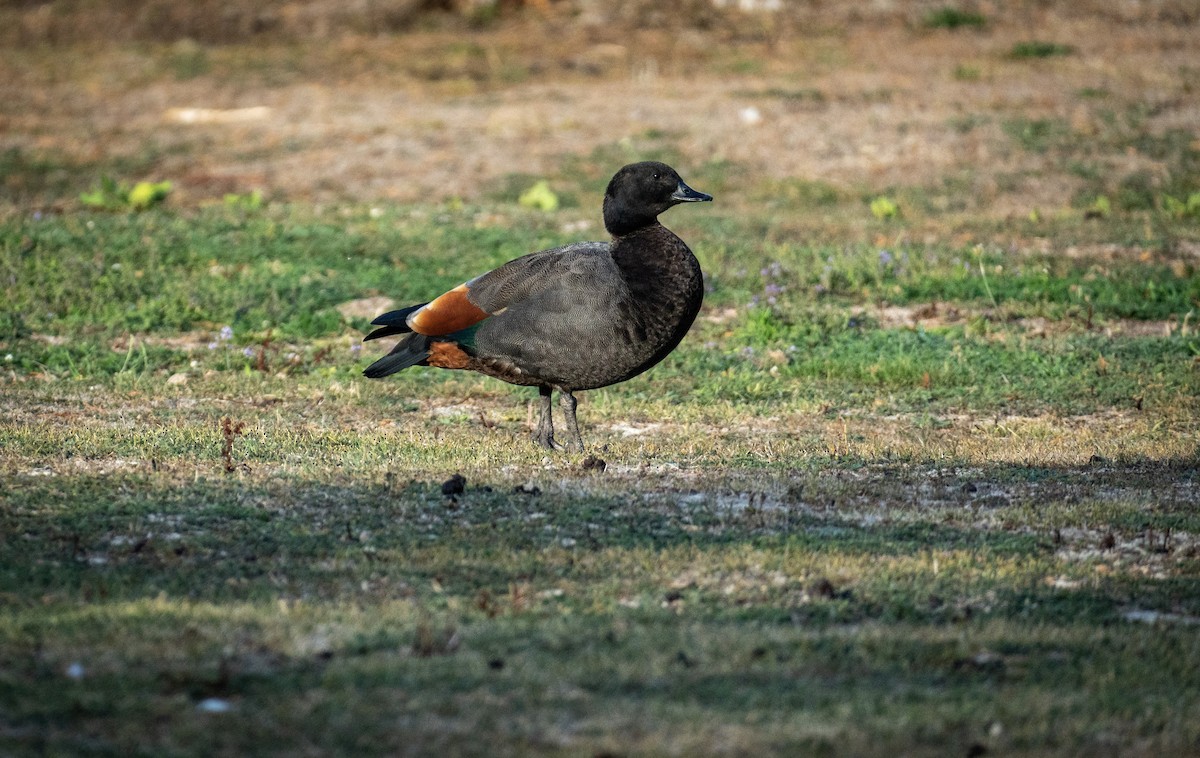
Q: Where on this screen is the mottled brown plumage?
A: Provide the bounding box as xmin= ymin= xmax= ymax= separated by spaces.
xmin=363 ymin=161 xmax=712 ymax=451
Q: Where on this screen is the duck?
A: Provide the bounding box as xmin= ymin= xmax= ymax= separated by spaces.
xmin=362 ymin=161 xmax=712 ymax=452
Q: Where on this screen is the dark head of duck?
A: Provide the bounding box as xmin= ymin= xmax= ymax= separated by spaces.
xmin=602 ymin=161 xmax=713 ymax=237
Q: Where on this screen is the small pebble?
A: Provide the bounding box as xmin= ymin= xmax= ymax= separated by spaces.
xmin=513 ymin=481 xmax=541 ymax=496
xmin=441 ymin=473 xmax=466 ymax=497
xmin=580 ymin=455 xmax=607 ymax=472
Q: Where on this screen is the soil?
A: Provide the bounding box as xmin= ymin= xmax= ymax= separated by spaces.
xmin=2 ymin=7 xmax=1197 ymax=214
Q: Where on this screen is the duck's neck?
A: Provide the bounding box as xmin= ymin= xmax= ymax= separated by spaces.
xmin=610 ymin=223 xmax=705 ymax=367
xmin=612 ymin=223 xmax=671 ymax=272
xmin=603 ymin=194 xmax=660 ymax=237
xmin=610 ymin=224 xmax=702 ymax=298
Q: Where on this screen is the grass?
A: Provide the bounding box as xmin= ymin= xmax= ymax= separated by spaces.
xmin=1008 ymin=41 xmax=1075 ymax=59
xmin=3 ymin=6 xmax=1200 ymax=754
xmin=2 ymin=194 xmax=1199 ymax=756
xmin=923 ymin=8 xmax=987 ymax=30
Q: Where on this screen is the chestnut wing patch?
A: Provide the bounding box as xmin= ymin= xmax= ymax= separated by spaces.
xmin=426 ymin=341 xmax=473 ymax=369
xmin=408 ymin=283 xmax=490 ymax=336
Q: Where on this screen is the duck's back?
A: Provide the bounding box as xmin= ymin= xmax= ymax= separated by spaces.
xmin=471 ymin=227 xmax=703 ymax=391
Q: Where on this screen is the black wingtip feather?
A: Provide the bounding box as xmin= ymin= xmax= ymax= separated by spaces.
xmin=363 ymin=324 xmax=407 ymax=342
xmin=362 ymin=334 xmax=432 ymax=378
xmin=370 ymin=303 xmax=427 ymax=326
xmin=362 ymin=303 xmax=428 ymax=342
xmin=362 ymin=355 xmax=409 ymax=378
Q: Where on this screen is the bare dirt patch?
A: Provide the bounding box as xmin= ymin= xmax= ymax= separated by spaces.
xmin=2 ymin=8 xmax=1196 ymax=219
xmin=849 ymin=302 xmax=1192 ymax=338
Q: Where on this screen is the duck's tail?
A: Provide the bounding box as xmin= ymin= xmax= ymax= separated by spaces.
xmin=363 ymin=333 xmax=433 ymax=378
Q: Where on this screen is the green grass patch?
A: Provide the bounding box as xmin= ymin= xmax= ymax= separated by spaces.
xmin=923 ymin=8 xmax=986 ymax=30
xmin=2 ymin=198 xmax=1199 ymax=756
xmin=1002 ymin=117 xmax=1072 ymax=154
xmin=1008 ymin=41 xmax=1075 ymax=59
xmin=2 ymin=449 xmax=1198 ymax=755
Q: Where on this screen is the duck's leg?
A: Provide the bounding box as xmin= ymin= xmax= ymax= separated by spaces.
xmin=533 ymin=385 xmax=558 ymax=450
xmin=558 ymin=390 xmax=585 ymax=453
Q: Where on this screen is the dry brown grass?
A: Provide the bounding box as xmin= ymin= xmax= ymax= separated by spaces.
xmin=2 ymin=3 xmax=1197 ymax=219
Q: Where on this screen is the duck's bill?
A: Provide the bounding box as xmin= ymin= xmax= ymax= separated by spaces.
xmin=671 ymin=181 xmax=713 ymax=202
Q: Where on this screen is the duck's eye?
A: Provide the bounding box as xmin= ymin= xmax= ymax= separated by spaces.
xmin=652 ymin=173 xmax=659 ymax=179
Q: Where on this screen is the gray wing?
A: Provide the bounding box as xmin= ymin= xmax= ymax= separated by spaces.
xmin=469 ymin=242 xmax=645 ymax=388
xmin=466 ymin=241 xmax=612 ymax=312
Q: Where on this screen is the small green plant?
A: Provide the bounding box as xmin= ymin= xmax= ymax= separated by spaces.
xmin=1162 ymin=192 xmax=1200 ymax=219
xmin=1009 ymin=41 xmax=1074 ymax=59
xmin=972 ymin=244 xmax=998 ymax=307
xmin=953 ymin=64 xmax=982 ymax=81
xmin=924 ymin=8 xmax=986 ymax=29
xmin=224 ymin=190 xmax=264 ymax=210
xmin=1085 ymin=195 xmax=1112 ymax=219
xmin=79 ymin=177 xmax=124 ymax=210
xmin=1002 ymin=117 xmax=1069 ymax=153
xmin=518 ymin=180 xmax=559 ymax=212
xmin=81 ymin=176 xmax=172 ymax=211
xmin=168 ymin=39 xmax=210 ymax=80
xmin=870 ymin=196 xmax=900 ymax=220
